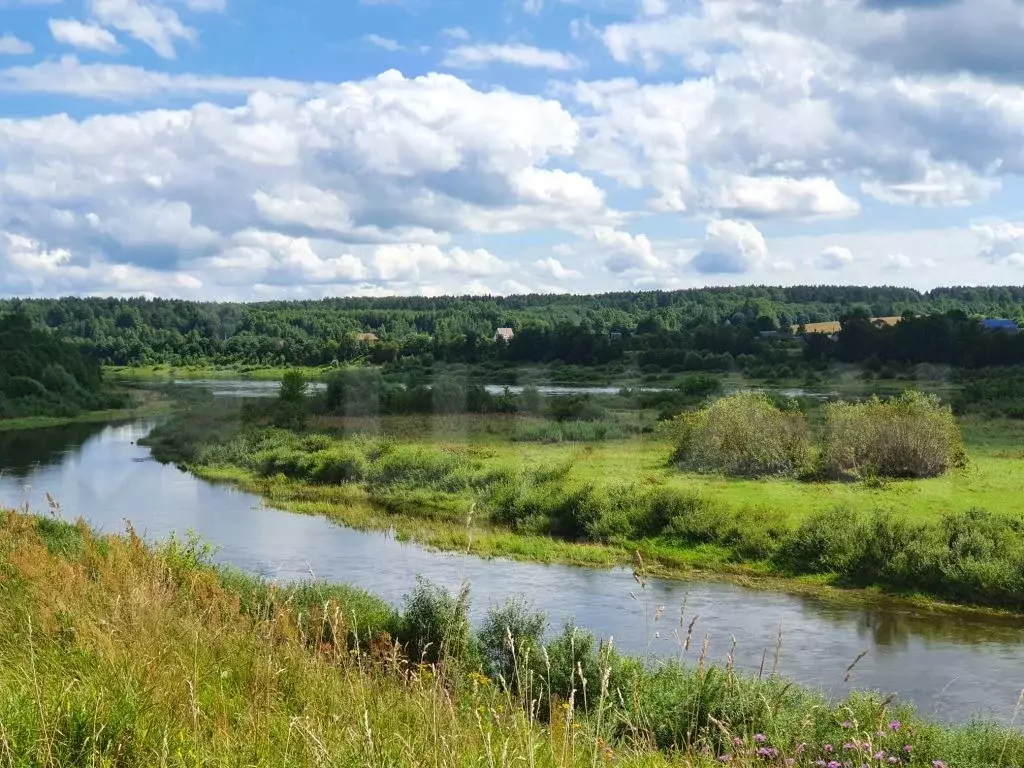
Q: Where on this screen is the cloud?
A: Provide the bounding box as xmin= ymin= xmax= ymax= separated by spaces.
xmin=90 ymin=0 xmax=196 ymax=58
xmin=884 ymin=252 xmax=913 ymax=270
xmin=0 ymin=69 xmax=615 ymax=297
xmin=440 ymin=27 xmax=470 ymax=41
xmin=49 ymin=19 xmax=124 ymax=53
xmin=974 ymin=221 xmax=1024 ymax=266
xmin=534 ymin=256 xmax=582 ymax=279
xmin=443 ymin=44 xmax=583 ymax=71
xmin=590 ymin=226 xmax=661 ymax=273
xmin=709 ymin=175 xmax=860 ymax=218
xmin=816 ymin=245 xmax=855 ymax=270
xmin=0 ymin=34 xmax=33 ymax=55
xmin=365 ymin=33 xmax=403 ymax=52
xmin=523 ymin=0 xmax=543 ymax=14
xmin=0 ymin=56 xmax=330 ymax=99
xmin=690 ymin=219 xmax=768 ymax=275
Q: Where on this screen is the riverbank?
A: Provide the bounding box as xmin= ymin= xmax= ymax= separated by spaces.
xmin=0 ymin=388 xmax=173 ymax=433
xmin=191 ymin=461 xmax=1024 ymax=623
xmin=1 ymin=509 xmax=1017 ymax=767
xmin=142 ymin=394 xmax=1024 ymax=616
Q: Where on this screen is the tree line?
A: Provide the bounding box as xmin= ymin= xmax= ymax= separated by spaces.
xmin=3 ymin=286 xmax=1024 ymax=371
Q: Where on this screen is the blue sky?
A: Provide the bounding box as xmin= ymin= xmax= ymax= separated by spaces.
xmin=3 ymin=0 xmax=1024 ymax=299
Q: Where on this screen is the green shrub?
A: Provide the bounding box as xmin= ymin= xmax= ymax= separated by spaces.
xmin=670 ymin=392 xmax=810 ymax=477
xmin=774 ymin=507 xmax=865 ymax=575
xmin=821 ymin=391 xmax=967 ymax=479
xmin=398 ymin=577 xmax=473 ymax=665
xmin=478 ymin=597 xmax=546 ymax=689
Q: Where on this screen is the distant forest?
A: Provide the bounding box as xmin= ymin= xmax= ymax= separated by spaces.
xmin=4 ymin=286 xmax=1024 ymax=372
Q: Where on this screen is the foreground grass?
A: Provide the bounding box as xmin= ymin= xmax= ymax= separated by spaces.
xmin=1 ymin=510 xmax=1020 ymax=767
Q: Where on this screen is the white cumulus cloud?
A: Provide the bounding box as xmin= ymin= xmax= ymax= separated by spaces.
xmin=690 ymin=219 xmax=768 ymax=275
xmin=49 ymin=19 xmax=123 ymax=53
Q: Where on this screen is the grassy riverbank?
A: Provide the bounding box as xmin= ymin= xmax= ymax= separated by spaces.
xmin=1 ymin=509 xmax=1019 ymax=767
xmin=144 ymin=394 xmax=1024 ymax=614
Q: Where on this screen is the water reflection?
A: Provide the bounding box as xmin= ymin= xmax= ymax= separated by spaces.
xmin=0 ymin=420 xmax=113 ymax=478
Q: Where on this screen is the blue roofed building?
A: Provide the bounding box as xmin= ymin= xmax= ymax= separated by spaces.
xmin=980 ymin=318 xmax=1021 ymax=334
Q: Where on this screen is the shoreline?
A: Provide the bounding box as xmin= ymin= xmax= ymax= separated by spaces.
xmin=188 ymin=462 xmax=1024 ymax=625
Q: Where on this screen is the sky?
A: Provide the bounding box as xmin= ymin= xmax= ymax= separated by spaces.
xmin=4 ymin=0 xmax=1024 ymax=299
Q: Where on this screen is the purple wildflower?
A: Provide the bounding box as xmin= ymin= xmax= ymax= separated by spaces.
xmin=888 ymin=758 xmax=898 ymax=765
xmin=824 ymin=744 xmax=834 ymax=753
xmin=874 ymin=752 xmax=886 ymax=760
xmin=755 ymin=733 xmax=767 ymax=744
xmin=932 ymin=762 xmax=947 ymax=768
xmin=733 ymin=737 xmax=743 ymax=747
xmin=903 ymin=745 xmax=912 ymax=753
xmin=844 ymin=743 xmax=856 ymax=750
xmin=842 ymin=720 xmax=853 ymax=729
xmin=888 ymin=720 xmax=901 ymax=732
xmin=828 ymin=761 xmax=842 ymax=768
xmin=718 ymin=755 xmax=731 ymax=763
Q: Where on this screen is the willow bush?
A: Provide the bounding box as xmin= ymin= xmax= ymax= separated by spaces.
xmin=821 ymin=391 xmax=967 ymax=479
xmin=670 ymin=391 xmax=810 ymax=478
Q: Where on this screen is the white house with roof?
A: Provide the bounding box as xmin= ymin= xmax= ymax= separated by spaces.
xmin=493 ymin=327 xmax=515 ymax=343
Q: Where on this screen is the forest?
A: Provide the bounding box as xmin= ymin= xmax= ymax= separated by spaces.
xmin=0 ymin=313 xmax=126 ymax=419
xmin=4 ymin=286 xmax=1024 ymax=374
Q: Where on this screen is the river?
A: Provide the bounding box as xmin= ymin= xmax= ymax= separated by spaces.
xmin=1 ymin=415 xmax=1022 ymax=726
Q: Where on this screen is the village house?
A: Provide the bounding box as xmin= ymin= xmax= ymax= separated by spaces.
xmin=493 ymin=327 xmax=515 ymax=344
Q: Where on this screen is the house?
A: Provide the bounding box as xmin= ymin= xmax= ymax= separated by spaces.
xmin=494 ymin=327 xmax=515 ymax=344
xmin=792 ymin=316 xmax=904 ymax=336
xmin=980 ymin=318 xmax=1020 ymax=335
xmin=354 ymin=332 xmax=379 ymax=344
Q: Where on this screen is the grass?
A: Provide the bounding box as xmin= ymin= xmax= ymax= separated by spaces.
xmin=1 ymin=509 xmax=1021 ymax=767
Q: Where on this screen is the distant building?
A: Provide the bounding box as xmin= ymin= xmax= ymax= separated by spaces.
xmin=494 ymin=327 xmax=515 ymax=344
xmin=980 ymin=318 xmax=1020 ymax=334
xmin=354 ymin=332 xmax=379 ymax=343
xmin=792 ymin=316 xmax=904 ymax=336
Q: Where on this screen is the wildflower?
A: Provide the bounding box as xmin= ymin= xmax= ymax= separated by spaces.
xmin=755 ymin=733 xmax=767 ymax=743
xmin=796 ymin=744 xmax=806 ymax=754
xmin=874 ymin=752 xmax=886 ymax=760
xmin=733 ymin=738 xmax=744 ymax=747
xmin=824 ymin=745 xmax=834 ymax=753
xmin=932 ymin=762 xmax=947 ymax=768
xmin=828 ymin=761 xmax=842 ymax=768
xmin=888 ymin=758 xmax=898 ymax=765
xmin=888 ymin=720 xmax=901 ymax=732
xmin=903 ymin=746 xmax=912 ymax=753
xmin=757 ymin=747 xmax=780 ymax=759
xmin=814 ymin=761 xmax=827 ymax=767
xmin=718 ymin=756 xmax=731 ymax=763
xmin=842 ymin=720 xmax=853 ymax=729
xmin=786 ymin=760 xmax=796 ymax=767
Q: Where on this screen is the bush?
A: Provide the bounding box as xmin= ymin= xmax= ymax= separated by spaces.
xmin=398 ymin=577 xmax=473 ymax=665
xmin=821 ymin=391 xmax=967 ymax=479
xmin=670 ymin=392 xmax=810 ymax=477
xmin=478 ymin=597 xmax=546 ymax=689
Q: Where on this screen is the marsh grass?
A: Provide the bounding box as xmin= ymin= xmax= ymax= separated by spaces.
xmin=1 ymin=511 xmax=1020 ymax=767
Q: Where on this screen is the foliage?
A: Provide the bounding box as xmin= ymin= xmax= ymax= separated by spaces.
xmin=399 ymin=576 xmax=474 ymax=665
xmin=670 ymin=392 xmax=811 ymax=477
xmin=821 ymin=392 xmax=967 ymax=478
xmin=0 ymin=312 xmax=126 ymax=419
xmin=478 ymin=597 xmax=546 ymax=688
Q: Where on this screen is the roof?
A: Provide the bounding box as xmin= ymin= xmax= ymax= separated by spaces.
xmin=981 ymin=318 xmax=1019 ymax=329
xmin=494 ymin=327 xmax=515 ymax=341
xmin=354 ymin=332 xmax=379 ymax=343
xmin=793 ymin=316 xmax=903 ymax=335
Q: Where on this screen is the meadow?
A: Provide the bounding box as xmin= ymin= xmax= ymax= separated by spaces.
xmin=0 ymin=509 xmax=1019 ymax=767
xmin=143 ymin=379 xmax=1024 ymax=613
